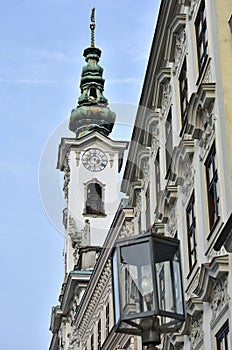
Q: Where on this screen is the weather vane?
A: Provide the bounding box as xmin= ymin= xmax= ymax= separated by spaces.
xmin=90 ymin=8 xmax=96 ymax=47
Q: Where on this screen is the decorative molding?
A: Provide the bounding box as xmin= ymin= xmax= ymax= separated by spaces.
xmin=63 ymin=160 xmax=70 ymax=200
xmin=189 ymin=314 xmax=204 ymax=350
xmin=181 ymin=162 xmax=195 ymax=206
xmin=186 ymin=270 xmax=200 ymax=299
xmin=167 ymin=205 xmax=177 ymax=237
xmin=109 ymin=153 xmax=114 ymax=168
xmin=76 ymin=260 xmax=112 ymax=344
xmin=142 ymin=160 xmax=150 ymax=188
xmin=68 ymin=216 xmax=91 ymax=252
xmin=161 ymin=82 xmax=172 ymax=118
xmin=75 ymin=151 xmax=80 ymax=166
xmin=63 ymin=207 xmax=68 ymax=229
xmin=210 ymin=277 xmax=230 ymax=328
xmin=206 ymin=245 xmax=226 ymax=261
xmin=118 ymin=219 xmax=134 ymax=239
xmin=202 ymin=63 xmax=212 ymax=84
xmin=134 ymin=188 xmax=142 ymax=218
xmin=169 ymin=334 xmax=185 ymax=350
xmin=199 ymin=106 xmax=216 ymax=161
xmin=193 ymin=255 xmax=229 ymax=302
xmin=151 ymin=124 xmax=160 ymax=156
xmin=173 ymin=29 xmax=186 ymax=75
xmin=188 ymin=0 xmax=200 ymax=19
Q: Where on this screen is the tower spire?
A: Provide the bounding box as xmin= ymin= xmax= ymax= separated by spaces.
xmin=90 ymin=8 xmax=95 ymax=48
xmin=69 ymin=8 xmax=116 ymax=139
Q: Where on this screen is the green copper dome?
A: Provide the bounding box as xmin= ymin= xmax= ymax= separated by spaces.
xmin=69 ymin=9 xmax=116 ymax=138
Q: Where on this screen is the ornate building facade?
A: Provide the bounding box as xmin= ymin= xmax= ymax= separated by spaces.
xmin=49 ymin=1 xmax=232 ymax=349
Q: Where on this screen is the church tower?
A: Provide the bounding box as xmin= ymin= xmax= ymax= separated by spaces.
xmin=57 ymin=8 xmax=128 ymax=274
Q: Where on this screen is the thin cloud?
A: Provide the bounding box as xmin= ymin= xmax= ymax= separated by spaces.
xmin=108 ymin=77 xmax=140 ymax=85
xmin=0 ymin=77 xmax=54 ymax=85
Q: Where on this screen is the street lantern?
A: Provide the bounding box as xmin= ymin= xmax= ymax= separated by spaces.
xmin=112 ymin=231 xmax=185 ymax=347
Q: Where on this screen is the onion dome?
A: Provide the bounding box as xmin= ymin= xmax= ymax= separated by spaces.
xmin=69 ymin=8 xmax=116 ymax=138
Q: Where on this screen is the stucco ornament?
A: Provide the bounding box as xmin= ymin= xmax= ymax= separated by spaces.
xmin=210 ymin=278 xmax=230 ymax=326
xmin=78 ymin=260 xmax=112 ymax=345
xmin=161 ymin=82 xmax=172 ymax=117
xmin=75 ymin=151 xmax=80 ymax=166
xmin=186 ymin=270 xmax=200 ymax=299
xmin=68 ymin=216 xmax=90 ymax=248
xmin=134 ymin=188 xmax=142 ymax=218
xmin=181 ymin=161 xmax=195 ymax=206
xmin=142 ymin=161 xmax=150 ymax=188
xmin=119 ymin=220 xmax=134 ymax=239
xmin=173 ymin=29 xmax=186 ymax=75
xmin=62 ymin=207 xmax=68 ymax=229
xmin=202 ymin=63 xmax=212 ymax=83
xmin=199 ymin=108 xmax=216 ymax=161
xmin=63 ymin=160 xmax=70 ymax=200
xmin=190 ymin=315 xmax=204 ymax=349
xmin=167 ymin=205 xmax=177 ymax=237
xmin=188 ymin=0 xmax=200 ymax=19
xmin=151 ymin=125 xmax=160 ymax=155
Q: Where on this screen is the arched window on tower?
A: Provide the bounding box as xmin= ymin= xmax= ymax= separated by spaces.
xmin=89 ymin=87 xmax=97 ymax=99
xmin=83 ymin=179 xmax=106 ymax=216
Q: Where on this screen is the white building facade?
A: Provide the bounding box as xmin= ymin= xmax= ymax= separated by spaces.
xmin=49 ymin=1 xmax=232 ymax=349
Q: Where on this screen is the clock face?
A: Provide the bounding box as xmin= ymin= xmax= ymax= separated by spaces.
xmin=82 ymin=148 xmax=108 ymax=172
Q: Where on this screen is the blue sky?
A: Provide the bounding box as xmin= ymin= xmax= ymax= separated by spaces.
xmin=0 ymin=1 xmax=159 ymax=349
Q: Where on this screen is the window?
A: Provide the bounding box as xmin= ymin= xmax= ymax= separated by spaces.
xmin=105 ymin=303 xmax=110 ymax=337
xmin=155 ymin=149 xmax=161 ymax=196
xmin=89 ymin=87 xmax=97 ymax=98
xmin=216 ymin=320 xmax=229 ymax=350
xmin=186 ymin=192 xmax=197 ymax=271
xmin=85 ymin=182 xmax=104 ymax=215
xmin=145 ymin=185 xmax=151 ymax=230
xmin=179 ymin=58 xmax=188 ymax=123
xmin=195 ymin=0 xmax=208 ymax=72
xmin=97 ymin=319 xmax=101 ymax=349
xmin=90 ymin=334 xmax=94 ymax=350
xmin=165 ymin=110 xmax=173 ymax=173
xmin=205 ymin=143 xmax=220 ymax=230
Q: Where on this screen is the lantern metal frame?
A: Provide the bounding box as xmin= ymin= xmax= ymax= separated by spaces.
xmin=111 ymin=231 xmax=185 ymax=347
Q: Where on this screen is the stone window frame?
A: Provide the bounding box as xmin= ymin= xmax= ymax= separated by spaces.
xmin=97 ymin=318 xmax=101 ymax=350
xmin=205 ymin=142 xmax=220 ymax=232
xmin=155 ymin=149 xmax=161 ymax=197
xmin=195 ymin=0 xmax=209 ymax=75
xmin=90 ymin=333 xmax=94 ymax=350
xmin=165 ymin=109 xmax=173 ymax=175
xmin=179 ymin=57 xmax=188 ymax=126
xmin=105 ymin=302 xmax=110 ymax=337
xmin=186 ymin=191 xmax=197 ymax=272
xmin=145 ymin=184 xmax=151 ymax=231
xmin=215 ymin=320 xmax=229 ymax=350
xmin=83 ymin=178 xmax=106 ymax=217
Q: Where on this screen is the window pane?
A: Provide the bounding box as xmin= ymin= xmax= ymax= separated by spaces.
xmin=195 ymin=0 xmax=208 ymax=71
xmin=205 ymin=144 xmax=220 ymax=230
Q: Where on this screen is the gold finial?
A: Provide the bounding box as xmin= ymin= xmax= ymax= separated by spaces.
xmin=90 ymin=8 xmax=96 ymax=47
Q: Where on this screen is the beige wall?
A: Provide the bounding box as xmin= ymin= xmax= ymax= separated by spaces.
xmin=215 ymin=0 xmax=232 ymax=180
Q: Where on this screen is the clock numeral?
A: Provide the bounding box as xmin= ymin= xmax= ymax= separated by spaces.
xmin=82 ymin=148 xmax=108 ymax=172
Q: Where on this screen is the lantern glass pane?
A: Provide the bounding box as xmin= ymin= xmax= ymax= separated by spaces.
xmin=155 ymin=242 xmax=184 ymax=319
xmin=119 ymin=241 xmax=155 ymax=318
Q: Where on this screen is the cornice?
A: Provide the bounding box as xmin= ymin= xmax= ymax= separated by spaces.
xmin=193 ymin=255 xmax=229 ymax=301
xmin=61 ymin=270 xmax=92 ymax=315
xmin=57 ymin=131 xmax=129 ymax=171
xmin=165 ymin=14 xmax=186 ymax=62
xmin=50 ymin=306 xmax=63 ymax=333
